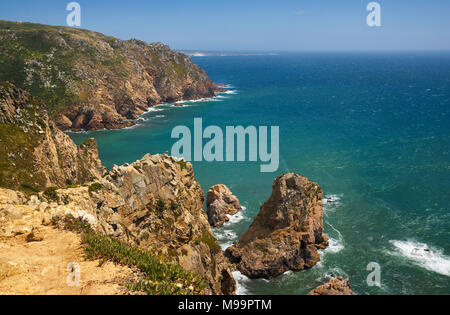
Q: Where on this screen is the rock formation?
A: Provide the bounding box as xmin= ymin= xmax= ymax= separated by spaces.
xmin=225 ymin=173 xmax=328 ymax=279
xmin=0 ymin=82 xmax=104 ymax=191
xmin=0 ymin=155 xmax=236 ymax=295
xmin=308 ymin=277 xmax=356 ymax=295
xmin=206 ymin=184 xmax=242 ymax=227
xmin=0 ymin=20 xmax=219 ymax=131
xmin=0 ymin=84 xmax=236 ymax=295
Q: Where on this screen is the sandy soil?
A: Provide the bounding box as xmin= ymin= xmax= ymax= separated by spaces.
xmin=0 ymin=226 xmax=136 ymax=295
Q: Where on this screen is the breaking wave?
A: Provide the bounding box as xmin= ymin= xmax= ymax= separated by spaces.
xmin=389 ymin=240 xmax=450 ymax=277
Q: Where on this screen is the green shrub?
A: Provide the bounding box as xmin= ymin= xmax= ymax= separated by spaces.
xmin=194 ymin=228 xmax=221 ymax=255
xmin=176 ymin=160 xmax=188 ymax=171
xmin=20 ymin=183 xmax=40 ymax=193
xmin=56 ymin=215 xmax=204 ymax=295
xmin=156 ymin=199 xmax=166 ymax=213
xmin=88 ymin=182 xmax=103 ymax=193
xmin=44 ymin=186 xmax=59 ymax=202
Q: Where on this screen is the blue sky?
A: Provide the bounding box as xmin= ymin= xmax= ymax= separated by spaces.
xmin=1 ymin=0 xmax=450 ymax=51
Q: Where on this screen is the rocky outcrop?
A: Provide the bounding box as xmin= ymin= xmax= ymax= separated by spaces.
xmin=0 ymin=84 xmax=235 ymax=294
xmin=308 ymin=277 xmax=356 ymax=295
xmin=225 ymin=173 xmax=328 ymax=279
xmin=0 ymin=82 xmax=104 ymax=191
xmin=0 ymin=155 xmax=236 ymax=295
xmin=0 ymin=20 xmax=219 ymax=131
xmin=206 ymin=184 xmax=242 ymax=227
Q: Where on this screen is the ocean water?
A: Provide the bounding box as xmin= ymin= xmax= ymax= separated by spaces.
xmin=70 ymin=52 xmax=450 ymax=295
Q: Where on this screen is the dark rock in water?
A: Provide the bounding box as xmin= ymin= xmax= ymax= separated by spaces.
xmin=225 ymin=173 xmax=328 ymax=279
xmin=206 ymin=184 xmax=242 ymax=227
xmin=308 ymin=277 xmax=356 ymax=295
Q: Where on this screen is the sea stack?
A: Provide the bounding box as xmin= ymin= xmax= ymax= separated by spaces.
xmin=225 ymin=173 xmax=328 ymax=279
xmin=308 ymin=277 xmax=356 ymax=295
xmin=206 ymin=185 xmax=242 ymax=227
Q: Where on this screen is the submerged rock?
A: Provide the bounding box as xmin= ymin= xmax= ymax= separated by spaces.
xmin=206 ymin=184 xmax=242 ymax=227
xmin=225 ymin=173 xmax=328 ymax=279
xmin=308 ymin=277 xmax=356 ymax=295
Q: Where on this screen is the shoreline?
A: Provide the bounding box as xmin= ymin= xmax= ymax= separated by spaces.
xmin=65 ymin=86 xmax=236 ymax=134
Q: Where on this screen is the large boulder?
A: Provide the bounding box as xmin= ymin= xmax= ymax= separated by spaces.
xmin=225 ymin=173 xmax=328 ymax=279
xmin=206 ymin=184 xmax=242 ymax=227
xmin=308 ymin=277 xmax=356 ymax=295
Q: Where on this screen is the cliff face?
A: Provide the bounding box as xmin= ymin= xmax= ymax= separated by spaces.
xmin=92 ymin=154 xmax=236 ymax=294
xmin=0 ymin=82 xmax=104 ymax=191
xmin=0 ymin=20 xmax=217 ymax=131
xmin=0 ymin=84 xmax=235 ymax=294
xmin=226 ymin=173 xmax=328 ymax=279
xmin=0 ymin=155 xmax=236 ymax=295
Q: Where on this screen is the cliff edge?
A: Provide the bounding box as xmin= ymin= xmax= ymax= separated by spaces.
xmin=0 ymin=82 xmax=104 ymax=191
xmin=0 ymin=20 xmax=218 ymax=131
xmin=0 ymin=84 xmax=235 ymax=295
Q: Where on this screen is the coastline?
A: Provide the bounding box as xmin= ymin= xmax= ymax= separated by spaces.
xmin=64 ymin=85 xmax=236 ymax=134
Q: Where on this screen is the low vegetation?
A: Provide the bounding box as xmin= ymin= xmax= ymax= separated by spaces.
xmin=88 ymin=182 xmax=103 ymax=193
xmin=55 ymin=215 xmax=205 ymax=295
xmin=44 ymin=186 xmax=59 ymax=202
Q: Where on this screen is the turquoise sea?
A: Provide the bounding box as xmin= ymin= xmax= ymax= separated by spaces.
xmin=70 ymin=52 xmax=450 ymax=295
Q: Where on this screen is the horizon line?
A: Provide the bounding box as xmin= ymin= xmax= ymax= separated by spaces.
xmin=2 ymin=19 xmax=450 ymax=54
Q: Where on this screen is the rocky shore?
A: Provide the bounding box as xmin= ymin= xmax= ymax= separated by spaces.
xmin=0 ymin=20 xmax=220 ymax=131
xmin=0 ymin=34 xmax=354 ymax=293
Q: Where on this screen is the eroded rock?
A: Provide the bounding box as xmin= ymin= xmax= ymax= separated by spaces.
xmin=0 ymin=83 xmax=105 ymax=191
xmin=206 ymin=184 xmax=242 ymax=227
xmin=0 ymin=154 xmax=237 ymax=295
xmin=225 ymin=173 xmax=328 ymax=279
xmin=308 ymin=277 xmax=356 ymax=295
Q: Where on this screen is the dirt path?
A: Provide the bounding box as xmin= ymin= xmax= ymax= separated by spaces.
xmin=0 ymin=226 xmax=135 ymax=295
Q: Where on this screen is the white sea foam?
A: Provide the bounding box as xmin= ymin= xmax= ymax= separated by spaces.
xmin=220 ymin=89 xmax=238 ymax=95
xmin=144 ymin=106 xmax=165 ymax=113
xmin=389 ymin=240 xmax=450 ymax=277
xmin=323 ymin=194 xmax=342 ymax=215
xmin=225 ymin=206 xmax=246 ymax=225
xmin=232 ymin=271 xmax=249 ymax=295
xmin=326 ymin=237 xmax=344 ymax=254
xmin=321 ymin=219 xmax=345 ymax=254
xmin=214 ymin=229 xmax=238 ymax=250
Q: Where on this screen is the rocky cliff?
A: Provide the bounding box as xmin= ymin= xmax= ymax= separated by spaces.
xmin=0 ymin=84 xmax=235 ymax=294
xmin=0 ymin=155 xmax=236 ymax=295
xmin=0 ymin=82 xmax=104 ymax=191
xmin=0 ymin=20 xmax=218 ymax=131
xmin=226 ymin=173 xmax=328 ymax=279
